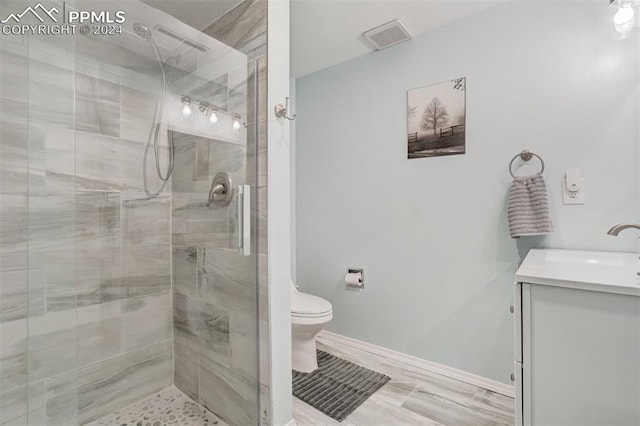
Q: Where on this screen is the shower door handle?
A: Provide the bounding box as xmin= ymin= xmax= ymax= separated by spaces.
xmin=237 ymin=185 xmax=251 ymax=256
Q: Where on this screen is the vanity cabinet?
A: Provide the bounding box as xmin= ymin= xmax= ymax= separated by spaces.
xmin=514 ymin=249 xmax=640 ymax=426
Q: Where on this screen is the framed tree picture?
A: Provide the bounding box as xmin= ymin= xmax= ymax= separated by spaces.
xmin=407 ymin=77 xmax=466 ymax=159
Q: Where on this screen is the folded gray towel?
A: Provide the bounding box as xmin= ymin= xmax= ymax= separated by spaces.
xmin=508 ymin=172 xmax=553 ymax=238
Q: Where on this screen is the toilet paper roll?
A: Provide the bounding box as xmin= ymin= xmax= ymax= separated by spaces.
xmin=345 ymin=272 xmax=363 ymax=287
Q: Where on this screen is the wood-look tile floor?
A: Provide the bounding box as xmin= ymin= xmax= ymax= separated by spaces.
xmin=293 ymin=335 xmax=515 ymax=426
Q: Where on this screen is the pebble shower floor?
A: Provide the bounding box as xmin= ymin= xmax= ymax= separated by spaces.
xmin=84 ymin=386 xmax=227 ymax=426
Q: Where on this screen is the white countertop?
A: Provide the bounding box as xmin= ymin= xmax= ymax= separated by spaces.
xmin=516 ymin=249 xmax=640 ymax=297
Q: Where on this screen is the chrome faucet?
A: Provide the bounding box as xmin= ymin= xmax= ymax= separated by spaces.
xmin=606 ymin=223 xmax=640 ymax=236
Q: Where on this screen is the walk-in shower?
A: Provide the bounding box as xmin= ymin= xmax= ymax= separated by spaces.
xmin=0 ymin=0 xmax=266 ymax=424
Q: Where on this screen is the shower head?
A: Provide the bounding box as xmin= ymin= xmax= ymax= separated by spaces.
xmin=133 ymin=23 xmax=152 ymax=40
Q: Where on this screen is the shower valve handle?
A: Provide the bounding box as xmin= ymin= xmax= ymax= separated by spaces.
xmin=210 ymin=184 xmax=227 ymax=200
xmin=208 ymin=172 xmax=233 ymax=207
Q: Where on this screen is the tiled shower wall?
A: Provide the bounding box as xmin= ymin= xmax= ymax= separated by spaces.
xmin=170 ymin=0 xmax=269 ymax=425
xmin=0 ymin=33 xmax=173 ymax=425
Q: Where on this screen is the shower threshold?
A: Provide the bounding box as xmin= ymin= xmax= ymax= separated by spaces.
xmin=84 ymin=386 xmax=227 ymax=426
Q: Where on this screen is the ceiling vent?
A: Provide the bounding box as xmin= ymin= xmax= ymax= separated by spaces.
xmin=363 ymin=19 xmax=413 ymax=51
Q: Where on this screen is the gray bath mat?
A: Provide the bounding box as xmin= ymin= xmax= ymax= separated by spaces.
xmin=292 ymin=350 xmax=391 ymax=422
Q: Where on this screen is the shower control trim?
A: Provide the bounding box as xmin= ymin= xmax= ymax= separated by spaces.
xmin=208 ymin=172 xmax=233 ymax=207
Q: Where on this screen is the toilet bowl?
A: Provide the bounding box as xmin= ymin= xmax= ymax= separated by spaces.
xmin=291 ymin=280 xmax=332 ymax=373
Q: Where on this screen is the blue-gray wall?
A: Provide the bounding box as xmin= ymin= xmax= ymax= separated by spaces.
xmin=295 ymin=0 xmax=639 ymax=384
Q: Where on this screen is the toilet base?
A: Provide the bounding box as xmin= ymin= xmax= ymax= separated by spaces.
xmin=291 ymin=322 xmax=327 ymax=373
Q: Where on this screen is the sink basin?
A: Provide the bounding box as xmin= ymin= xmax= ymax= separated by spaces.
xmin=516 ymin=249 xmax=640 ymax=296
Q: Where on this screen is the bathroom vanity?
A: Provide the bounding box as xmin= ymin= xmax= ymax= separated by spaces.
xmin=514 ymin=249 xmax=640 ymax=426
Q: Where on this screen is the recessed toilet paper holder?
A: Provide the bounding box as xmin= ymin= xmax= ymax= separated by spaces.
xmin=346 ymin=268 xmax=364 ymax=289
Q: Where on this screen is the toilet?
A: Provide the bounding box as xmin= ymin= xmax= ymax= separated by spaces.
xmin=290 ymin=279 xmax=333 ymax=373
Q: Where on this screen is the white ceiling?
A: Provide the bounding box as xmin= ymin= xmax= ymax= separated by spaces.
xmin=291 ymin=0 xmax=510 ymax=78
xmin=140 ymin=0 xmax=244 ymax=31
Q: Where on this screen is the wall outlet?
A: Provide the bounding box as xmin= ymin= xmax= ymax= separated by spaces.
xmin=563 ymin=176 xmax=585 ymax=205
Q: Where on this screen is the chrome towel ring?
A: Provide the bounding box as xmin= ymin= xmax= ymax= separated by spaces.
xmin=509 ymin=150 xmax=545 ymax=178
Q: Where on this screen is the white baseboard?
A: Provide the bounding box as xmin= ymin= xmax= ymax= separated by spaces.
xmin=318 ymin=330 xmax=514 ymax=398
xmin=283 ymin=419 xmax=297 ymax=426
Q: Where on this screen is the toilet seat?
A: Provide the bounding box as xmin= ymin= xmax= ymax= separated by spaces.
xmin=291 ymin=291 xmax=332 ymax=318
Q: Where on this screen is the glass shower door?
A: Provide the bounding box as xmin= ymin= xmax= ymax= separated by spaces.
xmin=0 ymin=0 xmax=262 ymax=424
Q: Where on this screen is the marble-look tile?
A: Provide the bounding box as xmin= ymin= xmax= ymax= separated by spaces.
xmin=171 ymin=192 xmax=229 ymax=247
xmin=27 ymin=380 xmax=45 ymax=417
xmin=195 ymin=139 xmax=247 ymax=193
xmin=48 ymin=194 xmax=122 ymax=310
xmin=198 ymin=353 xmax=258 ymax=426
xmin=0 ymin=50 xmax=28 ymax=104
xmin=203 ymin=0 xmax=266 ymax=51
xmin=0 ymin=385 xmax=27 ymax=425
xmin=26 ymin=124 xmax=76 ymax=191
xmin=27 ymin=409 xmax=45 ymax=426
xmin=77 ymin=340 xmax=173 ymax=424
xmin=45 ymin=369 xmax=79 ymax=426
xmin=26 ymin=267 xmax=45 ymax=318
xmin=195 ymin=135 xmax=211 ymax=184
xmin=27 ymin=309 xmax=77 ymax=381
xmin=123 ymin=244 xmax=171 ymax=298
xmin=73 ymin=245 xmax=125 ymax=309
xmin=172 ymin=245 xmax=198 ymax=297
xmin=0 ymin=270 xmax=27 ymax=322
xmin=28 ymin=58 xmax=75 ymax=129
xmin=76 ymin=300 xmax=122 ymax=367
xmin=122 ymin=292 xmax=172 ymax=351
xmin=229 ymin=311 xmax=259 ymax=378
xmin=75 ymin=190 xmax=121 ymax=247
xmin=28 ymin=36 xmax=75 ymax=72
xmin=198 ymin=247 xmax=256 ymax=315
xmin=0 ymin=319 xmax=27 ymax=393
xmin=172 ymin=132 xmax=197 ymax=193
xmin=210 ymin=138 xmax=248 ymax=175
xmin=75 ymin=73 xmax=120 ymax=138
xmin=174 ymin=341 xmax=199 ymax=402
xmin=0 ymin=100 xmax=28 ymax=193
xmin=121 ymin=194 xmax=170 ymax=245
xmin=0 ymin=415 xmax=27 ymax=426
xmin=401 ymin=385 xmax=512 ymax=426
xmin=173 ymin=292 xmax=230 ymax=364
xmin=119 ymin=86 xmax=157 ymax=143
xmin=42 ymin=248 xmax=77 ymax=313
xmin=74 ymin=131 xmax=156 ymax=193
xmin=27 ymin=192 xmax=75 ymax=252
xmin=0 ymin=193 xmax=27 ymax=271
